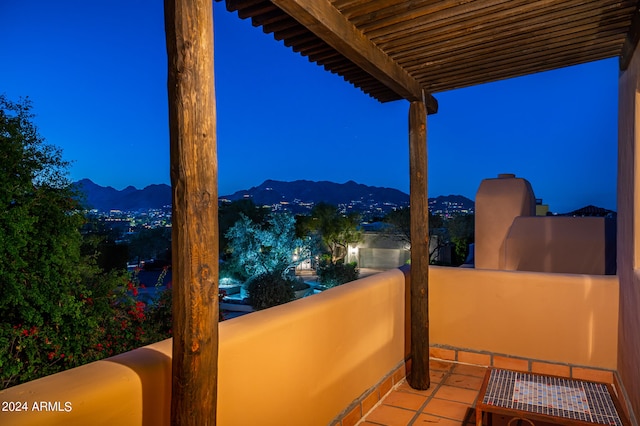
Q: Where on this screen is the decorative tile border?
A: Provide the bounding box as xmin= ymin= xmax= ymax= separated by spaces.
xmin=429 ymin=345 xmax=616 ymax=384
xmin=330 ymin=361 xmax=408 ymax=426
xmin=330 ymin=345 xmax=635 ymax=426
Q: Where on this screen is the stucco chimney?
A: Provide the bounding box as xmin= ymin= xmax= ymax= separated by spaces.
xmin=475 ymin=174 xmax=535 ymax=269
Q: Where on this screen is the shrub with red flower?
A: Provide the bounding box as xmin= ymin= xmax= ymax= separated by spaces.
xmin=0 ymin=96 xmax=175 ymax=390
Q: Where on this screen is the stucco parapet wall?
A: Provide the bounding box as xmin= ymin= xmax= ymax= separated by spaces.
xmin=0 ymin=268 xmax=407 ymax=426
xmin=504 ymin=216 xmax=616 ymax=275
xmin=0 ymin=266 xmax=620 ymax=424
xmin=0 ymin=339 xmax=173 ymax=426
xmin=428 ymin=266 xmax=619 ymax=369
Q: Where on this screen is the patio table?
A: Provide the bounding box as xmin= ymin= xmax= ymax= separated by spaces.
xmin=475 ymin=368 xmax=630 ymax=426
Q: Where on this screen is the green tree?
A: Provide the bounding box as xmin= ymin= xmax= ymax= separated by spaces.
xmin=382 ymin=207 xmax=411 ymax=245
xmin=81 ymin=215 xmax=129 ymax=272
xmin=316 ymin=259 xmax=359 ymax=288
xmin=382 ymin=207 xmax=450 ymax=264
xmin=219 ymin=199 xmax=269 ymax=257
xmin=245 ymin=271 xmax=295 ymax=310
xmin=448 ymin=214 xmax=474 ymax=265
xmin=1 ymin=96 xmax=83 ymax=320
xmin=225 ymin=211 xmax=308 ymax=279
xmin=0 ymin=95 xmax=93 ymax=386
xmin=298 ymin=202 xmax=362 ymax=264
xmin=0 ymin=96 xmax=169 ymax=389
xmin=128 ymin=226 xmax=172 ymax=264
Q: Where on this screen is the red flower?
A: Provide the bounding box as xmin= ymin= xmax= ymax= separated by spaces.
xmin=21 ymin=329 xmax=29 ymax=336
xmin=47 ymin=352 xmax=55 ymax=361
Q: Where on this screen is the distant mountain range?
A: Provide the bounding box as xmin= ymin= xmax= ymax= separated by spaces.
xmin=73 ymin=178 xmax=475 ymax=215
xmin=73 ymin=179 xmax=172 ymax=212
xmin=220 ymin=179 xmax=410 ymax=207
xmin=429 ymin=194 xmax=476 ymax=216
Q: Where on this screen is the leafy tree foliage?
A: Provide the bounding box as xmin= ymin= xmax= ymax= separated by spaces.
xmin=128 ymin=227 xmax=171 ymax=264
xmin=382 ymin=207 xmax=474 ymax=266
xmin=317 ymin=258 xmax=359 ymax=288
xmin=245 ymin=271 xmax=295 ymax=310
xmin=382 ymin=207 xmax=411 ymax=245
xmin=80 ymin=216 xmax=129 ymax=271
xmin=225 ymin=211 xmax=308 ymax=279
xmin=297 ymin=202 xmax=362 ymax=264
xmin=0 ymin=95 xmax=95 ymax=386
xmin=447 ymin=214 xmax=474 ymax=264
xmin=219 ymin=199 xmax=269 ymax=256
xmin=0 ymin=96 xmax=170 ymax=389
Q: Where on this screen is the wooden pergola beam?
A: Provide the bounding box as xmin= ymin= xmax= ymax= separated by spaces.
xmin=165 ymin=0 xmax=219 ymax=424
xmin=270 ymin=0 xmax=438 ymax=113
xmin=620 ymin=4 xmax=640 ymax=70
xmin=408 ymin=100 xmax=430 ymax=390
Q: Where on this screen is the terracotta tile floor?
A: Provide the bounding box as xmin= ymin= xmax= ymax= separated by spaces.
xmin=358 ymin=360 xmax=485 ymax=426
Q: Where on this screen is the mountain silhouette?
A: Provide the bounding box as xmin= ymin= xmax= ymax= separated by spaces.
xmin=74 ymin=178 xmax=475 ymax=214
xmin=73 ymin=179 xmax=172 ymax=211
xmin=220 ymin=179 xmax=410 ymax=207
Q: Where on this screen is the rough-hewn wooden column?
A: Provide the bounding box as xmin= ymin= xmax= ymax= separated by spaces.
xmin=165 ymin=0 xmax=218 ymax=424
xmin=409 ymin=100 xmax=430 ymax=390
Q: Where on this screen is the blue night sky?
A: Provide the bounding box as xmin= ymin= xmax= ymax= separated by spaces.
xmin=1 ymin=1 xmax=618 ymax=213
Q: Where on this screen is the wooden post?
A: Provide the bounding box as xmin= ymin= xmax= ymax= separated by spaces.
xmin=409 ymin=100 xmax=430 ymax=390
xmin=165 ymin=0 xmax=218 ymax=424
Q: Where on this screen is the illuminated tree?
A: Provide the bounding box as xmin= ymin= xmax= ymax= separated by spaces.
xmin=225 ymin=211 xmax=309 ymax=279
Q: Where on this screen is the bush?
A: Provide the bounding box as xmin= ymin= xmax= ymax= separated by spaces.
xmin=0 ymin=96 xmax=175 ymax=389
xmin=317 ymin=260 xmax=359 ymax=288
xmin=0 ymin=268 xmax=173 ymax=389
xmin=245 ymin=271 xmax=295 ymax=310
xmin=291 ymin=278 xmax=310 ymax=292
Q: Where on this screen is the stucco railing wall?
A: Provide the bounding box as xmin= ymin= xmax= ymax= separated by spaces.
xmin=0 ymin=267 xmax=619 ymax=425
xmin=0 ymin=269 xmax=407 ymax=426
xmin=427 ymin=266 xmax=619 ymax=369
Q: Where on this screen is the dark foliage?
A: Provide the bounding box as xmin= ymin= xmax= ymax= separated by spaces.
xmin=317 ymin=259 xmax=359 ymax=288
xmin=245 ymin=271 xmax=295 ymax=310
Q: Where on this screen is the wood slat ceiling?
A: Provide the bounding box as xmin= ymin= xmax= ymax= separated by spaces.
xmin=217 ymin=0 xmax=640 ymax=103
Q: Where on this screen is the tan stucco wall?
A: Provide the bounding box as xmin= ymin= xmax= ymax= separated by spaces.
xmin=618 ymin=38 xmax=640 ymax=421
xmin=0 ymin=266 xmax=621 ymax=424
xmin=217 ymin=269 xmax=406 ymax=425
xmin=0 ymin=339 xmax=173 ymax=425
xmin=428 ymin=266 xmax=619 ymax=369
xmin=0 ymin=269 xmax=407 ymax=426
xmin=475 ymin=174 xmax=536 ymax=269
xmin=504 ymin=216 xmax=616 ymax=275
